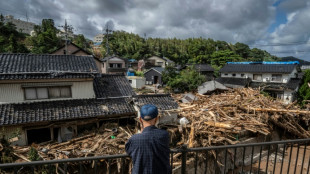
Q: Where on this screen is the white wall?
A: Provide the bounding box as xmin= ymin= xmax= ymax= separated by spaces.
xmin=0 ymin=81 xmax=96 ymax=104
xmin=221 ymin=70 xmax=297 ymax=83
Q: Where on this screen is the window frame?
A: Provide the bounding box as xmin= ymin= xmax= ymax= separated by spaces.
xmin=271 ymin=74 xmax=282 ymax=82
xmin=24 ymin=86 xmax=72 ymax=100
xmin=253 ymin=74 xmax=262 ymax=81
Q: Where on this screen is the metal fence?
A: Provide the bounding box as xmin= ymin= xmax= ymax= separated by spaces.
xmin=1 ymin=138 xmax=310 ymax=174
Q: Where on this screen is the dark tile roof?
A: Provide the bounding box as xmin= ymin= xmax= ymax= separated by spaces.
xmin=219 ymin=64 xmax=297 ymax=73
xmin=285 ymin=78 xmax=302 ymax=90
xmin=0 ymin=98 xmax=135 ymax=126
xmin=145 ymin=67 xmax=165 ymax=74
xmin=133 ymin=94 xmax=179 ymax=110
xmin=191 ymin=64 xmax=214 ymax=72
xmin=249 ymin=78 xmax=301 ymax=91
xmin=216 ymin=77 xmax=251 ymax=87
xmin=93 ymin=74 xmax=136 ymax=98
xmin=0 ymin=54 xmax=99 ymax=80
xmin=102 ymin=56 xmax=127 ymax=62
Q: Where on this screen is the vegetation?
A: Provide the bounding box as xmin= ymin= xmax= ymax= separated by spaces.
xmin=28 ymin=147 xmax=40 ymax=161
xmin=103 ymin=31 xmax=278 ymax=66
xmin=25 ymin=19 xmax=62 ymax=53
xmin=0 ymin=14 xmax=29 ymax=53
xmin=163 ymin=66 xmax=206 ymax=92
xmin=298 ymin=69 xmax=310 ymax=106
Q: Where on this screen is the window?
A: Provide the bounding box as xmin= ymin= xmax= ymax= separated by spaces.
xmin=271 ymin=74 xmax=282 ymax=82
xmin=253 ymin=74 xmax=262 ymax=81
xmin=224 ymin=73 xmax=228 ymax=76
xmin=157 ymin=62 xmax=163 ymax=66
xmin=232 ymin=74 xmax=236 ymax=77
xmin=24 ymin=86 xmax=71 ymax=100
xmin=241 ymin=74 xmax=245 ymax=77
xmin=109 ymin=63 xmax=122 ymax=68
xmin=129 ymin=80 xmax=132 ymax=84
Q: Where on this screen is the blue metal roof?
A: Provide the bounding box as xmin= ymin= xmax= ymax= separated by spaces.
xmin=227 ymin=61 xmax=299 ymax=65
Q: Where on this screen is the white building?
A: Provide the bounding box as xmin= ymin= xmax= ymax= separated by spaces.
xmin=93 ymin=34 xmax=105 ymax=43
xmin=217 ymin=62 xmax=302 ymax=103
xmin=4 ymin=15 xmax=35 ymax=35
xmin=127 ymin=76 xmax=146 ymax=89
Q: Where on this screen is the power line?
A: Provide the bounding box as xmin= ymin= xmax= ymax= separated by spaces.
xmin=250 ymin=41 xmax=310 ymax=47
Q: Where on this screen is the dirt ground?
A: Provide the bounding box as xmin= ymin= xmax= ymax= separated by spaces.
xmin=247 ymin=145 xmax=310 ymax=174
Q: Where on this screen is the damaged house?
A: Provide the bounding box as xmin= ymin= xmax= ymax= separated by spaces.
xmin=216 ymin=61 xmax=302 ymax=103
xmin=0 ymin=54 xmax=179 ymax=145
xmin=0 ymin=54 xmax=136 ymax=145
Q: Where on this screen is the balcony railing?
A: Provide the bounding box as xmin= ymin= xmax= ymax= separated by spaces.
xmin=1 ymin=138 xmax=310 ymax=174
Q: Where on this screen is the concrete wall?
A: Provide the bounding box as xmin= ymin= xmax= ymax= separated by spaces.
xmin=128 ymin=77 xmax=146 ymax=89
xmin=103 ymin=58 xmax=126 ymax=74
xmin=1 ymin=126 xmax=27 ymax=146
xmin=0 ymin=80 xmax=95 ymax=104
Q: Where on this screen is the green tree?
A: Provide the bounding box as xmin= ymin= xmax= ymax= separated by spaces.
xmin=166 ymin=66 xmax=205 ymax=92
xmin=162 ymin=65 xmax=178 ymax=84
xmin=298 ymin=70 xmax=310 ymax=106
xmin=234 ymin=42 xmax=250 ymax=58
xmin=73 ymin=34 xmax=90 ymax=50
xmin=0 ymin=20 xmax=29 ymax=53
xmin=210 ymin=50 xmax=243 ymax=67
xmin=27 ymin=19 xmax=61 ymax=54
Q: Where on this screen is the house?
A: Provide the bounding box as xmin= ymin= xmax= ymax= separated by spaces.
xmin=50 ymin=42 xmax=105 ymax=74
xmin=144 ymin=67 xmax=164 ymax=85
xmin=217 ymin=62 xmax=302 ymax=103
xmin=127 ymin=76 xmax=146 ymax=89
xmin=102 ymin=56 xmax=128 ymax=75
xmin=145 ymin=56 xmax=175 ymax=68
xmin=0 ymin=54 xmax=136 ymax=145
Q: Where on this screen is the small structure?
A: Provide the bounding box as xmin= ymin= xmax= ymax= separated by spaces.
xmin=102 ymin=56 xmax=128 ymax=75
xmin=198 ymin=80 xmax=228 ymax=95
xmin=127 ymin=76 xmax=146 ymax=89
xmin=93 ymin=34 xmax=105 ymax=43
xmin=144 ymin=67 xmax=164 ymax=85
xmin=145 ymin=56 xmax=175 ymax=68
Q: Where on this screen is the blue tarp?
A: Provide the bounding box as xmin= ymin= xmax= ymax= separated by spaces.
xmin=227 ymin=61 xmax=299 ymax=65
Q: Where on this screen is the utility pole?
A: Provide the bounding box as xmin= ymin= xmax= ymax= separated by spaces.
xmin=105 ymin=25 xmax=112 ymax=56
xmin=59 ymin=19 xmax=73 ymax=55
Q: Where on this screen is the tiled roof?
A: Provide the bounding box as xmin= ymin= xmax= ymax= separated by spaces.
xmin=0 ymin=98 xmax=135 ymax=126
xmin=145 ymin=67 xmax=165 ymax=74
xmin=219 ymin=64 xmax=297 ymax=73
xmin=191 ymin=64 xmax=214 ymax=72
xmin=286 ymin=78 xmax=302 ymax=90
xmin=0 ymin=54 xmax=99 ymax=80
xmin=93 ymin=74 xmax=136 ymax=98
xmin=102 ymin=56 xmax=127 ymax=62
xmin=216 ymin=77 xmax=251 ymax=87
xmin=133 ymin=94 xmax=179 ymax=110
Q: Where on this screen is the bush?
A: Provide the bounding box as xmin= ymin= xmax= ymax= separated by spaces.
xmin=28 ymin=147 xmax=40 ymax=161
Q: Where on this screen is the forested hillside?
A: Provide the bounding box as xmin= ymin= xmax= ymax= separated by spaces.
xmin=103 ymin=30 xmax=279 ymax=66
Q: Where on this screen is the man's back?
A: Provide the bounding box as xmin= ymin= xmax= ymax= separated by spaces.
xmin=125 ymin=126 xmax=171 ymax=174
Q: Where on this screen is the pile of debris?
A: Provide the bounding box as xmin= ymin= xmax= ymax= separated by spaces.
xmin=12 ymin=126 xmax=134 ymax=162
xmin=10 ymin=88 xmax=310 ymax=164
xmin=174 ymin=88 xmax=310 ymax=148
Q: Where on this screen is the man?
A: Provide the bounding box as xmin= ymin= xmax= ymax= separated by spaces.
xmin=125 ymin=104 xmax=171 ymax=174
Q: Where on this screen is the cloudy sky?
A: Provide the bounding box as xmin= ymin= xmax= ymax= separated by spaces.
xmin=1 ymin=0 xmax=310 ymax=60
